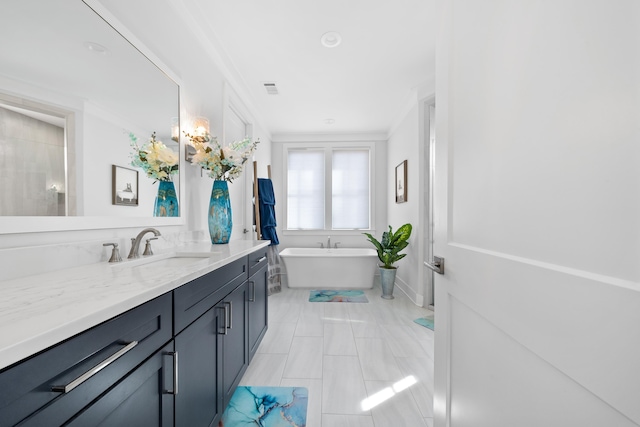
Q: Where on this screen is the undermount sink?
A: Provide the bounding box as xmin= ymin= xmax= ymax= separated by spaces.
xmin=111 ymin=252 xmax=219 ymax=269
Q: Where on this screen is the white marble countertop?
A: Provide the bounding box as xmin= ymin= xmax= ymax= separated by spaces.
xmin=0 ymin=240 xmax=270 ymax=371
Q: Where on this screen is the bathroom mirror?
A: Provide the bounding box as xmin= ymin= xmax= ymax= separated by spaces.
xmin=0 ymin=0 xmax=182 ymax=232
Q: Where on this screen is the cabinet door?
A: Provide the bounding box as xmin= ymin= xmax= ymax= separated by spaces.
xmin=248 ymin=265 xmax=268 ymax=362
xmin=222 ymin=282 xmax=249 ymax=407
xmin=65 ymin=342 xmax=174 ymax=427
xmin=174 ymin=306 xmax=224 ymax=427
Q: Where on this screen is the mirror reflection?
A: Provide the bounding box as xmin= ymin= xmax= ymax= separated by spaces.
xmin=0 ymin=0 xmax=180 ymax=218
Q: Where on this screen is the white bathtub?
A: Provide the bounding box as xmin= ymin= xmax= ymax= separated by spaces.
xmin=280 ymin=248 xmax=378 ymax=289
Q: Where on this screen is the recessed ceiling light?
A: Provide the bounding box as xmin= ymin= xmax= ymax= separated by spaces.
xmin=321 ymin=31 xmax=342 ymax=48
xmin=324 ymin=118 xmax=335 ymax=125
xmin=84 ymin=41 xmax=110 ymax=56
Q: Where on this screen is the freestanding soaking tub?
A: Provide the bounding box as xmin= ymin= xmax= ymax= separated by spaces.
xmin=280 ymin=247 xmax=378 ymax=289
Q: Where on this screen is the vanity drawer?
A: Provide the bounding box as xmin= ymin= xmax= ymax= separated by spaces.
xmin=174 ymin=256 xmax=248 ymax=334
xmin=0 ymin=292 xmax=172 ymax=427
xmin=248 ymin=247 xmax=268 ymax=277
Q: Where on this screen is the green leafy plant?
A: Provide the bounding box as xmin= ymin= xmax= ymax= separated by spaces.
xmin=363 ymin=223 xmax=412 ymax=269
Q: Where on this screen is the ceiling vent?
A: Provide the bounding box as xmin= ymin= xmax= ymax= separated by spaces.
xmin=263 ymin=82 xmax=278 ymax=95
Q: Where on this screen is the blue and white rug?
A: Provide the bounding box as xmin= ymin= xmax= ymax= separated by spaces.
xmin=309 ymin=290 xmax=369 ymax=303
xmin=414 ymin=315 xmax=434 ymax=330
xmin=220 ymin=386 xmax=308 ymax=427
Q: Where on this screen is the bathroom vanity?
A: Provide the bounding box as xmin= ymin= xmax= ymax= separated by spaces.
xmin=0 ymin=240 xmax=269 ymax=427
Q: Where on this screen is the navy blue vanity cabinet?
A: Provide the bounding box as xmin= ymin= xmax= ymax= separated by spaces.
xmin=0 ymin=293 xmax=172 ymax=427
xmin=247 ymin=251 xmax=268 ymax=362
xmin=65 ymin=341 xmax=175 ymax=426
xmin=174 ymin=305 xmax=224 ymax=427
xmin=173 ymin=256 xmax=249 ymax=427
xmin=221 ymin=281 xmax=250 ymax=408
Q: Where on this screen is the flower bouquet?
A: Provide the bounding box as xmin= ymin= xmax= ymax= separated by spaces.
xmin=185 ymin=132 xmax=259 ymax=182
xmin=129 ymin=131 xmax=179 ymax=182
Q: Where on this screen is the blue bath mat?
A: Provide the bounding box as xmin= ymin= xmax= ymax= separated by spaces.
xmin=309 ymin=290 xmax=369 ymax=303
xmin=220 ymin=386 xmax=308 ymax=426
xmin=414 ymin=315 xmax=434 ymax=330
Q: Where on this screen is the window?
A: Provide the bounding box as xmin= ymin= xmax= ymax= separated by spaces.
xmin=286 ymin=144 xmax=372 ymax=231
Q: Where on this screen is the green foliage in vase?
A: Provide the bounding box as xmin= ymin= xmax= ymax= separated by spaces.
xmin=363 ymin=223 xmax=412 ymax=269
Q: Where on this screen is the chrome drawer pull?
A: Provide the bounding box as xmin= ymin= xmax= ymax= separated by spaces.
xmin=52 ymin=341 xmax=138 ymax=393
xmin=255 ymin=256 xmax=267 ymax=263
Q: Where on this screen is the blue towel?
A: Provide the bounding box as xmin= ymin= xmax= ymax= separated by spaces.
xmin=257 ymin=178 xmax=279 ymax=245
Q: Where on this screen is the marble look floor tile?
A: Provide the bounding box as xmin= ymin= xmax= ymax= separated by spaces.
xmin=321 ymin=414 xmax=375 ymax=427
xmin=295 ymin=304 xmax=325 ymax=337
xmin=380 ymin=324 xmax=429 ymax=358
xmin=239 ymin=353 xmax=288 ymax=386
xmin=350 ymin=320 xmax=382 ymax=339
xmin=396 ymin=356 xmax=434 ymax=418
xmin=323 ymin=356 xmax=369 ymax=415
xmin=283 ymin=336 xmax=323 ymax=379
xmin=364 ymin=380 xmax=427 ymax=427
xmin=269 ymin=302 xmax=302 ymax=323
xmin=322 ymin=303 xmax=351 ymax=323
xmin=281 ymin=378 xmax=322 ymax=427
xmin=355 ymin=338 xmax=402 ymax=381
xmin=324 ymin=323 xmax=357 ymax=356
xmin=257 ymin=322 xmax=296 ymax=354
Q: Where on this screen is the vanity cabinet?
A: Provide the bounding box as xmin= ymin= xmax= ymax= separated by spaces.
xmin=173 ymin=256 xmax=250 ymax=427
xmin=0 ymin=293 xmax=173 ymax=427
xmin=0 ymin=246 xmax=270 ymax=427
xmin=65 ymin=342 xmax=175 ymax=426
xmin=248 ymin=249 xmax=269 ymax=362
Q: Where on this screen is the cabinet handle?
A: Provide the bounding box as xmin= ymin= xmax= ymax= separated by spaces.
xmin=218 ymin=305 xmax=228 ymax=335
xmin=249 ymin=281 xmax=256 ymax=302
xmin=225 ymin=301 xmax=233 ymax=330
xmin=255 ymin=256 xmax=267 ymax=263
xmin=52 ymin=341 xmax=138 ymax=393
xmin=164 ymin=351 xmax=179 ymax=395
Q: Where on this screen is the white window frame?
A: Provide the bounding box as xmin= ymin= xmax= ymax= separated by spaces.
xmin=282 ymin=141 xmax=375 ymax=235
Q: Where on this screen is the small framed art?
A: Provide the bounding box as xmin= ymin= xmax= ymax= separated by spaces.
xmin=112 ymin=165 xmax=139 ymax=206
xmin=395 ymin=160 xmax=407 ymax=203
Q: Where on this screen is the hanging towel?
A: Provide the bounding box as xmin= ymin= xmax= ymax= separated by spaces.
xmin=257 ymin=178 xmax=279 ymax=245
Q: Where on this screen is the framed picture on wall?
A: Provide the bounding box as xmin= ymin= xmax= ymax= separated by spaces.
xmin=112 ymin=165 xmax=139 ymax=206
xmin=395 ymin=160 xmax=407 ymax=203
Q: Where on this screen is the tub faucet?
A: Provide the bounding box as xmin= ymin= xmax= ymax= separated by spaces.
xmin=128 ymin=228 xmax=162 ymax=259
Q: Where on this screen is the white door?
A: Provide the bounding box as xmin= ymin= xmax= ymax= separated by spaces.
xmin=224 ymin=105 xmax=249 ymax=240
xmin=433 ymin=1 xmax=640 ymax=426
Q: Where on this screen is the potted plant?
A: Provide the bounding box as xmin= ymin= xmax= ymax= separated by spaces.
xmin=363 ymin=223 xmax=412 ymax=299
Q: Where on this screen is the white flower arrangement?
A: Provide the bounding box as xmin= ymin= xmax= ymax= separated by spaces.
xmin=185 ymin=131 xmax=259 ymax=182
xmin=129 ymin=132 xmax=179 ymax=182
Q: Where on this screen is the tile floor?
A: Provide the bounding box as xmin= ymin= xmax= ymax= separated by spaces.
xmin=240 ymin=283 xmax=435 ymax=427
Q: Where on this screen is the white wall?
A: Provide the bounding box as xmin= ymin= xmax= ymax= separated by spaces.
xmin=386 ymin=103 xmax=422 ymax=302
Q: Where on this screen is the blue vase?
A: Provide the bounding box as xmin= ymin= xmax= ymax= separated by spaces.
xmin=154 ymin=180 xmax=179 ymax=217
xmin=208 ymin=180 xmax=232 ymax=244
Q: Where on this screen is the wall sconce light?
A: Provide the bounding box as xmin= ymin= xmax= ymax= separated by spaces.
xmin=171 ymin=117 xmax=179 ymax=142
xmin=185 ymin=116 xmax=210 ymax=162
xmin=193 ymin=116 xmax=210 ymax=136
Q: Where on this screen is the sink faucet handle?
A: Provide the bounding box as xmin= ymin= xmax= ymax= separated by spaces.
xmin=143 ymin=237 xmax=158 ymax=256
xmin=333 ymin=242 xmax=341 ymax=249
xmin=103 ymin=243 xmax=123 ymax=263
xmin=317 ymin=242 xmax=324 ymax=249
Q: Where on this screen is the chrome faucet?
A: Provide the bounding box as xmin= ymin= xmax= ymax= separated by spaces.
xmin=327 ymin=236 xmax=331 ymax=249
xmin=128 ymin=228 xmax=161 ymax=259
